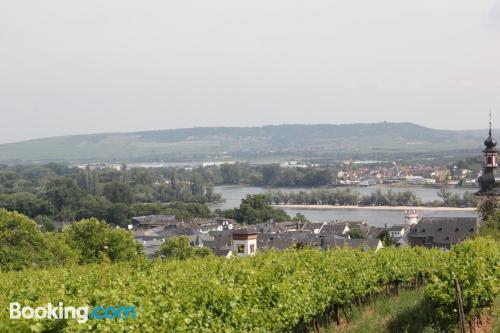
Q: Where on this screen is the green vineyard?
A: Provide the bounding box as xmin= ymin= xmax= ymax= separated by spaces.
xmin=0 ymin=238 xmax=498 ymax=333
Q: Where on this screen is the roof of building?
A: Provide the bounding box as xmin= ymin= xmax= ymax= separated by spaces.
xmin=132 ymin=215 xmax=177 ymax=224
xmin=389 ymin=224 xmax=406 ymax=232
xmin=213 ymin=248 xmax=233 ymax=257
xmin=301 ymin=222 xmax=324 ymax=232
xmin=233 ymin=227 xmax=259 ymax=235
xmin=407 ymin=217 xmax=478 ymax=246
xmin=320 ymin=223 xmax=348 ymax=235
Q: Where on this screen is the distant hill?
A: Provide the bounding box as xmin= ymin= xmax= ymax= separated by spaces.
xmin=0 ymin=123 xmax=489 ymax=164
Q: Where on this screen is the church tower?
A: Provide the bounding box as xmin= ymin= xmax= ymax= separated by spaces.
xmin=477 ymin=114 xmax=499 ymax=195
xmin=232 ymin=228 xmax=258 ymax=256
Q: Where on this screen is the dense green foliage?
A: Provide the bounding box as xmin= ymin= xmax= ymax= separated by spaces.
xmin=0 ymin=246 xmax=444 ymax=332
xmin=0 ymin=234 xmax=497 ymax=332
xmin=62 ymin=218 xmax=143 ymax=264
xmin=0 ymin=210 xmax=143 ymax=271
xmin=0 ymin=209 xmax=76 ymax=271
xmin=266 ymin=188 xmax=477 ymax=207
xmin=156 ymin=236 xmax=213 ymax=260
xmin=0 ymin=164 xmax=220 ymax=226
xmin=480 ymin=211 xmax=500 ymax=240
xmin=425 ymin=237 xmax=500 ymax=329
xmin=216 ymin=194 xmax=291 ymax=224
xmin=216 ymin=163 xmax=335 ymax=187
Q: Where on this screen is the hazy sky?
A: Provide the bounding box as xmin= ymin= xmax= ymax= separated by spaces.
xmin=1 ymin=0 xmax=500 ymax=144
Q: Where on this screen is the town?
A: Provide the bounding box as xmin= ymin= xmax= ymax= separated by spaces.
xmin=125 ymin=131 xmax=494 ymax=258
xmin=130 ymin=210 xmax=478 ymax=258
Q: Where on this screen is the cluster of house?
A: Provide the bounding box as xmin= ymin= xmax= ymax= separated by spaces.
xmin=337 ymin=162 xmax=475 ymax=187
xmin=131 ymin=210 xmax=479 ymax=258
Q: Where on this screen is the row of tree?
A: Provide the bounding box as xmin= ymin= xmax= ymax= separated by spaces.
xmin=265 ymin=188 xmax=478 ymax=207
xmin=181 ymin=163 xmax=336 ymax=187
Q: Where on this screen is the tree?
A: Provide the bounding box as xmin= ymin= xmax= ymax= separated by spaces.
xmin=0 ymin=209 xmax=76 ymax=271
xmin=63 ymin=218 xmax=142 ymax=264
xmin=156 ymin=236 xmax=212 ymax=260
xmin=0 ymin=192 xmax=43 ymax=217
xmin=42 ymin=177 xmax=85 ymax=212
xmin=480 ymin=208 xmax=500 ymax=240
xmin=34 ymin=215 xmax=56 ymax=232
xmin=102 ymin=181 xmax=133 ymax=204
xmin=476 ymin=196 xmax=499 ymax=222
xmin=190 ymin=173 xmax=205 ymax=198
xmin=170 ymin=168 xmax=178 ymax=191
xmin=347 ymin=228 xmax=367 ymax=239
xmin=106 ymin=203 xmax=131 ymax=227
xmin=377 ymin=229 xmax=394 ymax=246
xmin=219 ymin=164 xmax=241 ymax=184
xmin=261 ymin=164 xmax=281 ymax=186
xmin=231 ymin=194 xmax=291 ymax=224
xmin=437 ymin=186 xmax=451 ymax=206
xmin=292 ymin=212 xmax=309 ymax=223
xmin=76 ymin=195 xmax=110 ymax=220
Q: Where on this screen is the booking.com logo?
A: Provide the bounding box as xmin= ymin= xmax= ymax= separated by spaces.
xmin=9 ymin=302 xmax=137 ymax=323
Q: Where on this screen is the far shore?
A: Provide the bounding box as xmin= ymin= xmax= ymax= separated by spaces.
xmin=272 ymin=204 xmax=476 ymax=212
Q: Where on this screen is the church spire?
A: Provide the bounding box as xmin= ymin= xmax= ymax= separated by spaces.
xmin=489 ymin=111 xmax=492 ymax=138
xmin=477 ymin=113 xmax=498 ymax=195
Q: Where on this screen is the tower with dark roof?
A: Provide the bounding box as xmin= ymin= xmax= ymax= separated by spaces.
xmin=477 ymin=114 xmax=499 ymax=195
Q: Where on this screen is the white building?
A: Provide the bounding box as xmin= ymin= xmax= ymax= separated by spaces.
xmin=232 ymin=228 xmax=258 ymax=256
xmin=404 ymin=210 xmax=420 ymax=225
xmin=389 ymin=225 xmax=406 ymax=238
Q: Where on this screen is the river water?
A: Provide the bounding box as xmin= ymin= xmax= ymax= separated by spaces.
xmin=210 ymin=186 xmax=478 ymax=227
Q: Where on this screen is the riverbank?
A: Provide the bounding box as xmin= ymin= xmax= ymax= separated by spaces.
xmin=273 ymin=204 xmax=476 ymax=211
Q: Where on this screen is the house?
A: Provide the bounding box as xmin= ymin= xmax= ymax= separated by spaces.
xmin=389 ymin=225 xmax=406 ymax=238
xmin=367 ymin=226 xmax=385 ymax=239
xmin=188 ymin=233 xmax=215 ymax=247
xmin=216 ymin=218 xmax=237 ymax=230
xmin=257 ymin=233 xmax=300 ymax=251
xmin=276 ymin=221 xmax=301 ymax=232
xmin=136 ymin=238 xmax=164 ymax=258
xmin=189 ymin=219 xmax=223 ymax=233
xmin=407 ymin=217 xmax=479 ymax=248
xmin=320 ymin=222 xmax=349 ymax=236
xmin=209 ymin=230 xmax=234 ymax=246
xmin=131 ymin=215 xmax=178 ymax=229
xmin=301 ymin=222 xmax=325 ymax=234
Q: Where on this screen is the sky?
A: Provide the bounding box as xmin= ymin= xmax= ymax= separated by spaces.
xmin=1 ymin=0 xmax=500 ymax=144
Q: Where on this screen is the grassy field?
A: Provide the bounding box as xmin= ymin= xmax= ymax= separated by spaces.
xmin=323 ymin=290 xmax=500 ymax=333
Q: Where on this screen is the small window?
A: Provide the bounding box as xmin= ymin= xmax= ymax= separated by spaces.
xmin=469 ymin=228 xmax=474 ymax=232
xmin=250 ymin=244 xmax=255 ymax=253
xmin=444 ymin=236 xmax=450 ymax=241
xmin=237 ymin=244 xmax=244 ymax=253
xmin=437 ymin=227 xmax=443 ymax=232
xmin=421 ymin=229 xmax=426 ymax=233
xmin=455 ymin=228 xmax=460 ymax=232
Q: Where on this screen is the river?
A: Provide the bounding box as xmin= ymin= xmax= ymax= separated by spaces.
xmin=210 ymin=185 xmax=478 ymax=227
